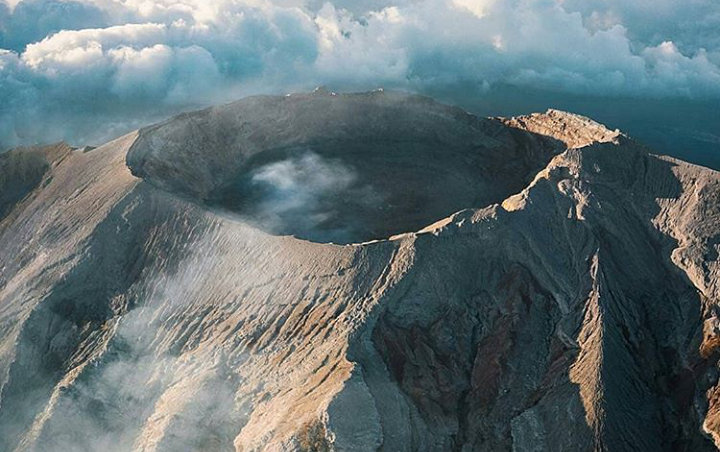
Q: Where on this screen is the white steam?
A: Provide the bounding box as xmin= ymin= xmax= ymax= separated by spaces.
xmin=251 ymin=151 xmax=356 ymax=226
xmin=241 ymin=151 xmax=380 ymax=243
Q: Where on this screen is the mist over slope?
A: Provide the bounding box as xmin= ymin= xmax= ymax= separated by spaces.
xmin=0 ymin=91 xmax=719 ymax=451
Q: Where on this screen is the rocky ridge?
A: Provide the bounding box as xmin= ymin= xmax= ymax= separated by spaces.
xmin=0 ymin=91 xmax=718 ymax=451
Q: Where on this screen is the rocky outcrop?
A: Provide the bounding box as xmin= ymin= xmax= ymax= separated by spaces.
xmin=0 ymin=91 xmax=718 ymax=451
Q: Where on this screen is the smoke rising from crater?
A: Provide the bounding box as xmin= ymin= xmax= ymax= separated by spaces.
xmin=226 ymin=150 xmax=381 ymax=243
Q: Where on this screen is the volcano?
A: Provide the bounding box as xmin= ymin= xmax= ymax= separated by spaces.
xmin=0 ymin=90 xmax=719 ymax=451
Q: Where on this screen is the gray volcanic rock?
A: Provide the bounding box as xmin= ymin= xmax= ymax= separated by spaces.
xmin=0 ymin=91 xmax=719 ymax=452
xmin=0 ymin=143 xmax=72 ymax=220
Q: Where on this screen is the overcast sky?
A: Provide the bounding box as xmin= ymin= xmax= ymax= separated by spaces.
xmin=1 ymin=0 xmax=719 ymax=165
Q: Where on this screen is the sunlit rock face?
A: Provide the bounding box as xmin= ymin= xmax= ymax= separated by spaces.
xmin=0 ymin=91 xmax=719 ymax=451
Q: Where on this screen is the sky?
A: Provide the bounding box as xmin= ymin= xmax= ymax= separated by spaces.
xmin=1 ymin=0 xmax=719 ymax=168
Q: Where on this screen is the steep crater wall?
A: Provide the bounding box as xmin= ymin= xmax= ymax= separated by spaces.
xmin=127 ymin=90 xmax=563 ymax=243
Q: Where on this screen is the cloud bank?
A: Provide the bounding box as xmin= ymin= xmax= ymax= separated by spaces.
xmin=1 ymin=0 xmax=720 ymax=148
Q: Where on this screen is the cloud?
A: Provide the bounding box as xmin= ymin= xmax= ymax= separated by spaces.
xmin=561 ymin=0 xmax=720 ymax=57
xmin=0 ymin=3 xmax=318 ymax=147
xmin=0 ymin=0 xmax=109 ymax=52
xmin=1 ymin=0 xmax=719 ymax=149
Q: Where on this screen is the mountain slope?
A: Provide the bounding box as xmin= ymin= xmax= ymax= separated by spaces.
xmin=0 ymin=92 xmax=718 ymax=451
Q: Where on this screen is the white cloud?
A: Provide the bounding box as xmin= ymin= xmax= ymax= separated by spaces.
xmin=1 ymin=0 xmax=719 ymax=148
xmin=452 ymin=0 xmax=494 ymax=18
